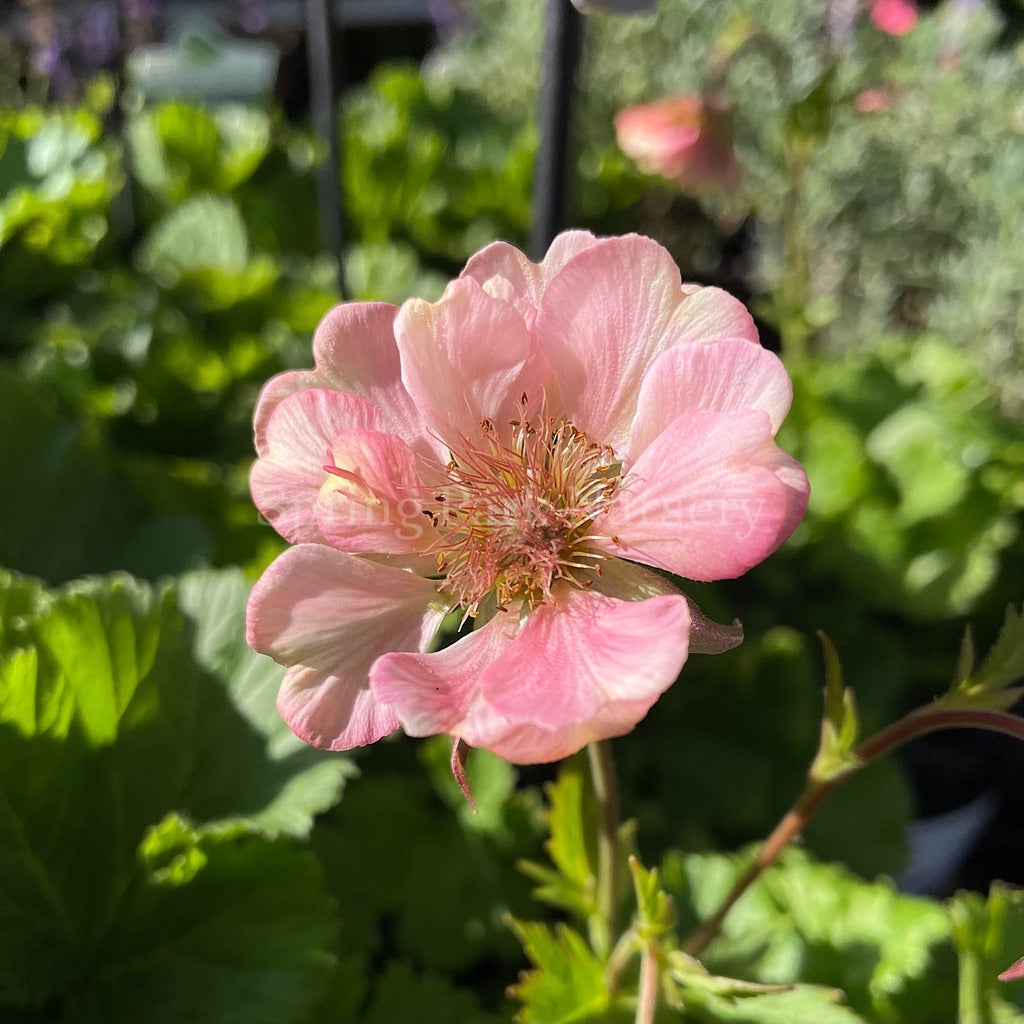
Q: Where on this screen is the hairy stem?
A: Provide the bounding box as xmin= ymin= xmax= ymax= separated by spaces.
xmin=588 ymin=739 xmax=621 ymax=956
xmin=635 ymin=944 xmax=660 ymax=1024
xmin=683 ymin=707 xmax=1024 ymax=957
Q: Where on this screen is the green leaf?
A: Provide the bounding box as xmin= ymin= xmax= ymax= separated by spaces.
xmin=664 ymin=847 xmax=957 ymax=1023
xmin=810 ymin=633 xmax=862 ymax=782
xmin=519 ymin=755 xmax=601 ymax=919
xmin=680 ymin=983 xmax=867 ymax=1023
xmin=176 ymin=567 xmax=355 ymax=839
xmin=508 ymin=919 xmax=608 ymax=1024
xmin=629 ymin=856 xmax=676 ymax=939
xmin=68 ymin=815 xmax=338 ymax=1024
xmin=363 ymin=961 xmax=492 ymax=1024
xmin=938 ymin=606 xmax=1024 ymax=712
xmin=949 ymin=885 xmax=1024 ymax=1024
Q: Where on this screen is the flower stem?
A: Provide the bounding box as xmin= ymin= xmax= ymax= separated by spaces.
xmin=587 ymin=739 xmax=621 ymax=955
xmin=682 ymin=706 xmax=1024 ymax=957
xmin=635 ymin=944 xmax=660 ymax=1024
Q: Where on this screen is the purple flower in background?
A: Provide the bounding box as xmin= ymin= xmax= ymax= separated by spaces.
xmin=237 ymin=0 xmax=269 ymax=34
xmin=79 ymin=2 xmax=117 ymax=68
xmin=427 ymin=0 xmax=467 ymax=39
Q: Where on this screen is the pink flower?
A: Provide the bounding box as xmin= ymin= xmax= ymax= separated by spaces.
xmin=1000 ymin=957 xmax=1024 ymax=982
xmin=855 ymin=88 xmax=892 ymax=114
xmin=869 ymin=0 xmax=918 ymax=35
xmin=614 ymin=95 xmax=742 ymax=193
xmin=246 ymin=232 xmax=808 ymax=763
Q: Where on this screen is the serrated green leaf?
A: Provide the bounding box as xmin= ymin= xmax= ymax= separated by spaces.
xmin=509 ymin=919 xmax=608 ymax=1024
xmin=523 ymin=755 xmax=600 ymax=919
xmin=67 ymin=814 xmax=338 ymax=1023
xmin=665 ymin=847 xmax=957 ymax=1023
xmin=681 ymin=983 xmax=867 ymax=1023
xmin=949 ymin=885 xmax=1024 ymax=1024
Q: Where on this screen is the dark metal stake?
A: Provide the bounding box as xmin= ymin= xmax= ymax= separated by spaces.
xmin=305 ymin=0 xmax=346 ymax=297
xmin=529 ymin=0 xmax=585 ymax=262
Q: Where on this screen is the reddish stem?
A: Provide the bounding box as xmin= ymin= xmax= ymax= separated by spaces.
xmin=682 ymin=706 xmax=1024 ymax=957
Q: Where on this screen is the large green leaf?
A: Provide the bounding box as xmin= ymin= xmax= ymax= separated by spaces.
xmin=0 ymin=569 xmax=349 ymax=1014
xmin=68 ymin=815 xmax=338 ymax=1024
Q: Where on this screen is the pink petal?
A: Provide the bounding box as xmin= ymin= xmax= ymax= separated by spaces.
xmin=372 ymin=588 xmax=691 ymax=764
xmin=461 ymin=230 xmax=600 ymax=321
xmin=316 ymin=429 xmax=438 ymax=554
xmin=394 ymin=277 xmax=549 ymax=446
xmin=250 ymin=388 xmax=386 ymax=543
xmin=311 ymin=302 xmax=438 ymax=457
xmin=246 ymin=544 xmax=444 ymax=750
xmin=535 ymin=235 xmax=758 ymax=451
xmin=625 ymin=338 xmax=793 ymax=465
xmin=278 ymin=665 xmax=401 ymax=750
xmin=597 ymin=409 xmax=809 ymax=581
xmin=253 ymin=369 xmax=321 ymax=457
xmin=999 ymin=957 xmax=1024 ymax=982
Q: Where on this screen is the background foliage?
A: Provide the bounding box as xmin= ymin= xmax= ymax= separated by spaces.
xmin=0 ymin=0 xmax=1021 ymax=1020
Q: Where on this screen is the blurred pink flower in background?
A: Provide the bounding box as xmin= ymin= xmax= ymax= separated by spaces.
xmin=855 ymin=88 xmax=893 ymax=114
xmin=247 ymin=232 xmax=808 ymax=763
xmin=869 ymin=0 xmax=918 ymax=35
xmin=614 ymin=96 xmax=742 ymax=193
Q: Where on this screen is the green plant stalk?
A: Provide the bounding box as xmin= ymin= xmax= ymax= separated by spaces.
xmin=957 ymin=944 xmax=986 ymax=1024
xmin=682 ymin=707 xmax=1024 ymax=957
xmin=588 ymin=739 xmax=621 ymax=958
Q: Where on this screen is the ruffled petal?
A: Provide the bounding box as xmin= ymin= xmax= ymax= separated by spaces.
xmin=596 ymin=409 xmax=809 ymax=582
xmin=394 ymin=276 xmax=548 ymax=446
xmin=250 ymin=388 xmax=386 ymax=543
xmin=461 ymin=230 xmax=600 ymax=322
xmin=625 ymin=338 xmax=792 ymax=465
xmin=246 ymin=544 xmax=444 ymax=750
xmin=536 ymin=235 xmax=758 ymax=450
xmin=372 ymin=588 xmax=691 ymax=764
xmin=316 ymin=429 xmax=439 ymax=554
xmin=311 ymin=301 xmax=438 ymax=457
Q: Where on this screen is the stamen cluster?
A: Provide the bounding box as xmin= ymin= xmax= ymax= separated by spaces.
xmin=426 ymin=394 xmax=620 ymax=615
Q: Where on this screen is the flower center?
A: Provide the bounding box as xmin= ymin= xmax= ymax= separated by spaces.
xmin=426 ymin=395 xmax=620 ymax=616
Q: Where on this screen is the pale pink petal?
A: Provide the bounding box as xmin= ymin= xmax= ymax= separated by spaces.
xmin=250 ymin=388 xmax=385 ymax=543
xmin=278 ymin=665 xmax=401 ymax=750
xmin=536 ymin=235 xmax=758 ymax=450
xmin=311 ymin=302 xmax=438 ymax=457
xmin=461 ymin=230 xmax=600 ymax=321
xmin=597 ymin=409 xmax=809 ymax=581
xmin=372 ymin=588 xmax=691 ymax=764
xmin=625 ymin=338 xmax=792 ymax=465
xmin=253 ymin=369 xmax=321 ymax=457
xmin=316 ymin=429 xmax=439 ymax=554
xmin=246 ymin=544 xmax=444 ymax=750
xmin=394 ymin=277 xmax=548 ymax=446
